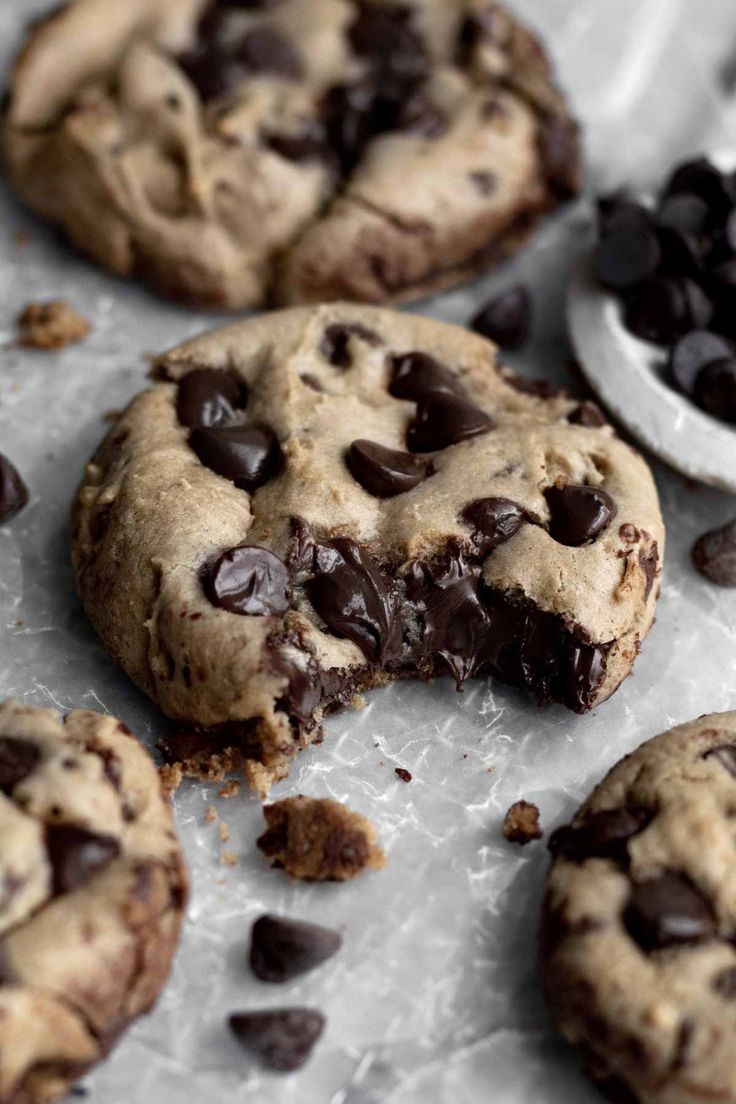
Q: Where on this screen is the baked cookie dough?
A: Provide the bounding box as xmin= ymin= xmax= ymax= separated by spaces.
xmin=72 ymin=304 xmax=663 ymax=796
xmin=540 ymin=711 xmax=736 ymax=1104
xmin=0 ymin=700 xmax=187 ymax=1104
xmin=257 ymin=795 xmax=385 ymax=881
xmin=3 ymin=0 xmax=579 ymax=309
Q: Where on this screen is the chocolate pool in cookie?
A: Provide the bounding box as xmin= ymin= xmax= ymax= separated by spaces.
xmin=72 ymin=305 xmax=663 ymax=795
xmin=3 ymin=0 xmax=579 ymax=309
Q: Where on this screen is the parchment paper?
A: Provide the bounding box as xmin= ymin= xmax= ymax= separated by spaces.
xmin=1 ymin=2 xmax=736 ymax=1102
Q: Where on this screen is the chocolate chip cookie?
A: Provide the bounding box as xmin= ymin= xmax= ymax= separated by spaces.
xmin=0 ymin=700 xmax=187 ymax=1104
xmin=72 ymin=304 xmax=663 ymax=796
xmin=3 ymin=0 xmax=579 ymax=309
xmin=540 ymin=711 xmax=736 ymax=1104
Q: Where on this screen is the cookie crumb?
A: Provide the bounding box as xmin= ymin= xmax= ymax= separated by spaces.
xmin=221 ymin=850 xmax=238 ymax=866
xmin=17 ymin=300 xmax=91 ymax=350
xmin=218 ymin=779 xmax=241 ymax=799
xmin=204 ymin=805 xmax=217 ymax=824
xmin=219 ymin=821 xmax=231 ymax=842
xmin=394 ymin=767 xmax=412 ymax=783
xmin=257 ymin=796 xmax=385 ymax=882
xmin=503 ymin=800 xmax=543 ymax=844
xmin=159 ymin=762 xmax=183 ymax=796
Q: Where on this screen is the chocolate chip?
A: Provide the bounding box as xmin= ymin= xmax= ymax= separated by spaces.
xmin=206 ymin=546 xmax=291 ymax=615
xmin=657 ymin=192 xmax=710 ymax=237
xmin=471 ymin=285 xmax=531 ymax=349
xmin=537 ymin=112 xmax=580 ymax=199
xmin=461 ymin=497 xmax=526 ymax=551
xmin=693 ymin=357 xmax=736 ymax=423
xmin=667 ymin=330 xmax=732 ymax=395
xmin=304 ymin=537 xmax=400 ymax=664
xmin=176 ymin=368 xmax=246 ymax=429
xmin=545 ymin=484 xmax=616 ymax=547
xmin=228 ymin=1008 xmax=325 ymax=1072
xmin=548 ymin=807 xmax=651 ymax=865
xmin=598 ymin=196 xmax=653 ymax=238
xmin=0 ymin=454 xmax=29 ymax=524
xmin=469 ymin=170 xmax=497 ymax=196
xmin=407 ymin=392 xmax=493 ymax=452
xmin=322 ymin=79 xmax=381 ymax=173
xmin=625 ymin=277 xmax=712 ymax=344
xmin=662 ymin=157 xmax=734 ymax=220
xmin=346 ymin=439 xmax=430 ymax=498
xmin=639 ymin=543 xmax=659 ymax=601
xmin=395 ymin=767 xmax=412 ymax=782
xmin=249 ymin=914 xmax=341 ymax=982
xmin=0 ymin=737 xmax=40 ymax=793
xmin=704 ymin=744 xmax=736 ymax=777
xmin=319 ymin=323 xmax=380 ymax=368
xmin=713 ymin=965 xmax=736 ymax=999
xmin=692 ymin=520 xmax=736 ymax=586
xmin=656 ymin=225 xmax=706 ymax=279
xmin=235 ymin=29 xmax=302 ymax=79
xmin=347 ymin=2 xmax=426 ymax=82
xmin=46 ymin=824 xmax=120 ymax=895
xmin=567 ymin=401 xmax=607 ymax=427
xmin=388 ymin=352 xmax=462 ymax=400
xmin=624 ymin=872 xmax=716 ymax=952
xmin=594 ymin=223 xmax=662 ymax=292
xmin=264 ymin=118 xmax=329 ymax=162
xmin=189 ymin=425 xmax=282 ymax=491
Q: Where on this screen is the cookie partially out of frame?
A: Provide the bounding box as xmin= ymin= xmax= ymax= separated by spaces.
xmin=0 ymin=700 xmax=187 ymax=1104
xmin=540 ymin=712 xmax=736 ymax=1104
xmin=3 ymin=0 xmax=579 ymax=309
xmin=72 ymin=304 xmax=663 ymax=796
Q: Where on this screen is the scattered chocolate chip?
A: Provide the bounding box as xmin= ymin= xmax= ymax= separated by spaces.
xmin=704 ymin=744 xmax=736 ymax=777
xmin=388 ymin=352 xmax=462 ymax=400
xmin=395 ymin=767 xmax=412 ymax=783
xmin=189 ymin=425 xmax=282 ymax=491
xmin=346 ymin=439 xmax=430 ymax=497
xmin=502 ymin=800 xmax=542 ymax=844
xmin=249 ymin=914 xmax=341 ymax=983
xmin=229 ymin=1008 xmax=325 ymax=1072
xmin=693 ymin=356 xmax=736 ymax=423
xmin=623 ymin=871 xmax=716 ymax=952
xmin=567 ymin=401 xmax=607 ymax=427
xmin=319 ymin=323 xmax=380 ymax=368
xmin=206 ymin=546 xmax=291 ymax=615
xmin=46 ymin=824 xmax=120 ymax=895
xmin=176 ymin=368 xmax=247 ymax=429
xmin=0 ymin=737 xmax=40 ymax=793
xmin=461 ymin=497 xmax=526 ymax=551
xmin=470 ymin=285 xmax=531 ymax=349
xmin=545 ymin=484 xmax=616 ymax=547
xmin=666 ymin=330 xmax=732 ymax=395
xmin=692 ymin=519 xmax=736 ymax=586
xmin=625 ymin=277 xmax=712 ymax=344
xmin=0 ymin=454 xmax=29 ymax=524
xmin=713 ymin=965 xmax=736 ymax=999
xmin=594 ymin=223 xmax=662 ymax=292
xmin=407 ymin=392 xmax=493 ymax=452
xmin=468 ymin=170 xmax=497 ymax=196
xmin=549 ymin=807 xmax=651 ymax=865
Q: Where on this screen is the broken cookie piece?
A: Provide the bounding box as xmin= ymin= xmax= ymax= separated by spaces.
xmin=502 ymin=799 xmax=543 ymax=844
xmin=257 ymin=796 xmax=385 ymax=882
xmin=17 ymin=300 xmax=90 ymax=350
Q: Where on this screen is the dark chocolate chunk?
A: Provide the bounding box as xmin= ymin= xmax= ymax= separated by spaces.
xmin=564 ymin=644 xmax=607 ymax=713
xmin=176 ymin=368 xmax=246 ymax=429
xmin=567 ymin=401 xmax=607 ymax=427
xmin=693 ymin=357 xmax=736 ymax=423
xmin=667 ymin=330 xmax=732 ymax=395
xmin=656 ymin=224 xmax=706 ymax=279
xmin=470 ymin=285 xmax=531 ymax=349
xmin=46 ymin=824 xmax=120 ymax=895
xmin=624 ymin=277 xmax=712 ymax=343
xmin=319 ymin=322 xmax=380 ymax=368
xmin=468 ymin=170 xmax=497 ymax=195
xmin=249 ymin=914 xmax=341 ymax=983
xmin=0 ymin=737 xmax=40 ymax=794
xmin=623 ymin=871 xmax=716 ymax=952
xmin=395 ymin=767 xmax=412 ymax=782
xmin=713 ymin=965 xmax=736 ymax=999
xmin=347 ymin=2 xmax=427 ymax=82
xmin=594 ymin=223 xmax=661 ymax=292
xmin=346 ymin=439 xmax=430 ymax=497
xmin=657 ymin=192 xmax=710 ymax=236
xmin=0 ymin=454 xmax=29 ymax=524
xmin=406 ymin=392 xmax=493 ymax=452
xmin=692 ymin=520 xmax=736 ymax=586
xmin=189 ymin=425 xmax=282 ymax=491
xmin=229 ymin=1008 xmax=325 ymax=1072
xmin=235 ymin=28 xmax=302 ymax=79
xmin=206 ymin=546 xmax=291 ymax=615
xmin=598 ymin=196 xmax=653 ymax=238
xmin=461 ymin=496 xmax=527 ymax=551
xmin=662 ymin=157 xmax=734 ymax=220
xmin=704 ymin=744 xmax=736 ymax=778
xmin=305 ymin=537 xmax=400 ymax=664
xmin=545 ymin=484 xmax=616 ymax=547
xmin=548 ymin=807 xmax=651 ymax=865
xmin=388 ymin=352 xmax=462 ymax=400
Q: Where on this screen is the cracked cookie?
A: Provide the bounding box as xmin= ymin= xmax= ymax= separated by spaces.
xmin=0 ymin=700 xmax=187 ymax=1104
xmin=3 ymin=0 xmax=579 ymax=309
xmin=72 ymin=304 xmax=663 ymax=796
xmin=540 ymin=711 xmax=736 ymax=1104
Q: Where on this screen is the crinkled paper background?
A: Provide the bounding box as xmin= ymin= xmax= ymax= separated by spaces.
xmin=1 ymin=1 xmax=736 ymax=1101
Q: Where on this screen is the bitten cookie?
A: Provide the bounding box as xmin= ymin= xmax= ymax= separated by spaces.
xmin=72 ymin=304 xmax=663 ymax=796
xmin=0 ymin=700 xmax=187 ymax=1104
xmin=540 ymin=712 xmax=736 ymax=1104
xmin=3 ymin=0 xmax=579 ymax=309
